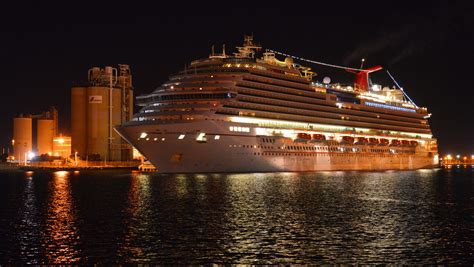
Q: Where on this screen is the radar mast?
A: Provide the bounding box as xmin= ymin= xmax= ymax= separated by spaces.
xmin=234 ymin=35 xmax=261 ymax=58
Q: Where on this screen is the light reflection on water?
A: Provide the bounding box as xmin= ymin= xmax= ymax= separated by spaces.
xmin=0 ymin=168 xmax=472 ymax=264
xmin=45 ymin=171 xmax=81 ymax=263
xmin=118 ymin=172 xmax=153 ymax=262
xmin=18 ymin=175 xmax=40 ymax=263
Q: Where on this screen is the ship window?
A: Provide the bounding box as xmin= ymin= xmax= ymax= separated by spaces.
xmin=178 ymin=134 xmax=185 ymax=140
xmin=229 ymin=126 xmax=250 ymax=132
xmin=196 ymin=133 xmax=207 ymax=143
xmin=214 ymin=135 xmax=220 ymax=140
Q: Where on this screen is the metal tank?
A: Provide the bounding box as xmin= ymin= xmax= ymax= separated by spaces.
xmin=86 ymin=85 xmax=110 ymax=160
xmin=71 ymin=65 xmax=134 ymax=161
xmin=71 ymin=86 xmax=87 ymax=156
xmin=13 ymin=117 xmax=32 ymax=162
xmin=37 ymin=119 xmax=54 ymax=155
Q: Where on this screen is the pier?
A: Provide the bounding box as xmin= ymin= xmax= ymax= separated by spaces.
xmin=440 ymin=154 xmax=474 ymax=168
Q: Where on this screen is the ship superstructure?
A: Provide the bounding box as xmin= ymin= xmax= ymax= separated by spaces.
xmin=115 ymin=36 xmax=438 ymax=172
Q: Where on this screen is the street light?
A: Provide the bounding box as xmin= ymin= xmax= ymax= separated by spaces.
xmin=74 ymin=151 xmax=78 ymax=166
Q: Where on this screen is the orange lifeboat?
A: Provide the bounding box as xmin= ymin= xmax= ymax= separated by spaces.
xmin=355 ymin=137 xmax=368 ymax=145
xmin=295 ymin=133 xmax=311 ymax=143
xmin=369 ymin=138 xmax=379 ymax=145
xmin=401 ymin=140 xmax=410 ymax=146
xmin=310 ymin=134 xmax=326 ymax=143
xmin=390 ymin=139 xmax=401 ymax=146
xmin=379 ymin=138 xmax=389 ymax=146
xmin=410 ymin=140 xmax=419 ymax=147
xmin=340 ymin=136 xmax=355 ymax=144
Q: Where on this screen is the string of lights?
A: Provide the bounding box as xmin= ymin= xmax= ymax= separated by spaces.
xmin=267 ymin=48 xmax=419 ymax=108
xmin=266 ymin=49 xmax=365 ymax=71
xmin=386 ymin=70 xmax=418 ymax=108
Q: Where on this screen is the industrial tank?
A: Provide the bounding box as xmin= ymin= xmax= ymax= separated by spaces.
xmin=37 ymin=119 xmax=54 ymax=155
xmin=86 ymin=85 xmax=111 ymax=160
xmin=71 ymin=65 xmax=133 ymax=161
xmin=13 ymin=117 xmax=32 ymax=161
xmin=71 ymin=86 xmax=87 ymax=156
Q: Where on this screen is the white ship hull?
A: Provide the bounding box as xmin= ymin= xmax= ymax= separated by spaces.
xmin=116 ymin=120 xmax=438 ymax=173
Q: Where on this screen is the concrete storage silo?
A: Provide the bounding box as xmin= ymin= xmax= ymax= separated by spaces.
xmin=37 ymin=119 xmax=55 ymax=155
xmin=71 ymin=65 xmax=133 ymax=161
xmin=86 ymin=85 xmax=110 ymax=160
xmin=13 ymin=116 xmax=33 ymax=162
xmin=71 ymin=86 xmax=87 ymax=157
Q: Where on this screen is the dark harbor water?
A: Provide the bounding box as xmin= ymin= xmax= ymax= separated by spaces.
xmin=0 ymin=168 xmax=472 ymax=264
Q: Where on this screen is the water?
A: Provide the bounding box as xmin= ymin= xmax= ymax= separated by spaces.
xmin=0 ymin=168 xmax=472 ymax=264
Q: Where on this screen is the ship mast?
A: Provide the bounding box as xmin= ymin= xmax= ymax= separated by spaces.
xmin=234 ymin=35 xmax=261 ymax=58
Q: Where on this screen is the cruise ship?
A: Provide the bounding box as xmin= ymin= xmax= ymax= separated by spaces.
xmin=115 ymin=36 xmax=439 ymax=173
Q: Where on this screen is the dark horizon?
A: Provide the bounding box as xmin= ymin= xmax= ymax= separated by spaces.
xmin=1 ymin=1 xmax=472 ymax=155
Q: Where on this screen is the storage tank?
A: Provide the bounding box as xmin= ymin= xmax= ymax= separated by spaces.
xmin=86 ymin=85 xmax=110 ymax=160
xmin=71 ymin=65 xmax=133 ymax=161
xmin=37 ymin=119 xmax=54 ymax=155
xmin=71 ymin=86 xmax=87 ymax=157
xmin=13 ymin=117 xmax=33 ymax=161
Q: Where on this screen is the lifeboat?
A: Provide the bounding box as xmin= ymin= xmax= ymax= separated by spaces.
xmin=355 ymin=137 xmax=368 ymax=145
xmin=410 ymin=140 xmax=419 ymax=147
xmin=379 ymin=138 xmax=389 ymax=146
xmin=340 ymin=136 xmax=355 ymax=144
xmin=310 ymin=134 xmax=326 ymax=143
xmin=369 ymin=138 xmax=379 ymax=145
xmin=390 ymin=139 xmax=401 ymax=146
xmin=295 ymin=133 xmax=311 ymax=143
xmin=401 ymin=140 xmax=410 ymax=146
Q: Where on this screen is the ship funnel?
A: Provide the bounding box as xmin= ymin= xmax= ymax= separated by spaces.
xmin=352 ymin=66 xmax=383 ymax=91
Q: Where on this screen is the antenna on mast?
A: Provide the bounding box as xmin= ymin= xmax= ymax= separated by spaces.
xmin=234 ymin=35 xmax=261 ymax=58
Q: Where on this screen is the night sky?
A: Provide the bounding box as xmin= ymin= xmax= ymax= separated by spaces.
xmin=1 ymin=1 xmax=472 ymax=155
